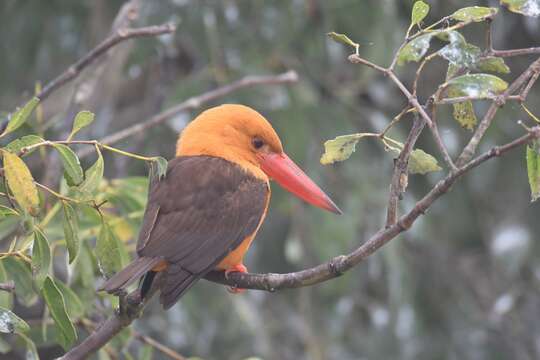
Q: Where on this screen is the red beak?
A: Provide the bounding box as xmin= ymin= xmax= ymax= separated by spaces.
xmin=258 ymin=152 xmax=342 ymax=215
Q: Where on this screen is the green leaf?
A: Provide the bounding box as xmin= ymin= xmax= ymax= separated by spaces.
xmin=52 ymin=279 xmax=84 ymax=320
xmin=411 ymin=1 xmax=430 ymax=25
xmin=78 ymin=146 xmax=104 ymax=195
xmin=320 ymin=133 xmax=371 ymax=165
xmin=31 ymin=229 xmax=51 ymax=289
xmin=444 ymin=74 xmax=508 ymax=99
xmin=526 ymin=140 xmax=540 ymax=201
xmin=52 ymin=144 xmax=84 ymax=186
xmin=96 ymin=221 xmax=123 ymax=278
xmin=17 ymin=332 xmax=39 ymax=360
xmin=0 ymin=336 xmax=11 ymax=354
xmin=1 ymin=97 xmax=39 ymax=138
xmin=501 ymin=0 xmax=540 ymax=17
xmin=150 ymin=156 xmax=169 ymax=181
xmin=0 ymin=205 xmax=19 ymax=218
xmin=0 ymin=306 xmax=30 ymax=333
xmin=327 ymin=32 xmax=359 ymax=53
xmin=2 ymin=151 xmax=40 ymax=216
xmin=386 ymin=142 xmax=442 ymax=174
xmin=42 ymin=277 xmax=77 ymax=350
xmin=62 ymin=202 xmax=79 ymax=264
xmin=451 ymin=6 xmax=498 ymax=22
xmin=438 ymin=31 xmax=481 ymax=68
xmin=397 ymin=33 xmax=435 ymax=65
xmin=2 ymin=257 xmax=37 ymax=307
xmin=448 ymin=88 xmax=477 ymax=130
xmin=0 ymin=262 xmax=13 ymax=309
xmin=476 ymin=56 xmax=511 ymax=74
xmin=68 ymin=111 xmax=95 ymax=141
xmin=5 ymin=135 xmax=44 ymax=155
xmin=75 ymin=242 xmax=96 ymax=288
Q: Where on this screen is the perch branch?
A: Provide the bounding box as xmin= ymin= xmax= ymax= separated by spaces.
xmin=206 ymin=126 xmax=540 ymax=290
xmin=63 ymin=126 xmax=539 ymax=360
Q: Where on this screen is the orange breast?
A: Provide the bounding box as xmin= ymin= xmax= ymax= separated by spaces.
xmin=216 ymin=188 xmax=271 ymax=270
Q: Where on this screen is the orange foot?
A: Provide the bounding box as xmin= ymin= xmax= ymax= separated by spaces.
xmin=224 ymin=264 xmax=248 ymax=294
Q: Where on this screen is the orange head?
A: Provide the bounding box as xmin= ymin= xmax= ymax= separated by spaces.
xmin=177 ymin=104 xmax=341 ymax=214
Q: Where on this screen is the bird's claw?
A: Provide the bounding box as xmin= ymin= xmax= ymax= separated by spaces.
xmin=224 ymin=264 xmax=248 ymax=294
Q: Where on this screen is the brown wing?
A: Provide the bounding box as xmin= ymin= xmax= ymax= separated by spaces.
xmin=137 ymin=156 xmax=268 ymax=309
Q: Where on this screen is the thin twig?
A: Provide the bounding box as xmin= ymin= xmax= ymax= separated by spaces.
xmin=491 ymin=47 xmax=540 ymax=58
xmin=133 ymin=330 xmax=186 ymax=360
xmin=436 ymin=95 xmax=522 ymax=105
xmin=457 ymin=56 xmax=540 ymax=166
xmin=385 ymin=115 xmax=425 ymax=227
xmin=37 ymin=23 xmax=176 ymax=101
xmin=348 ymin=54 xmax=457 ymax=170
xmin=77 ymin=70 xmax=299 ymax=159
xmin=0 ymin=281 xmax=15 ymax=292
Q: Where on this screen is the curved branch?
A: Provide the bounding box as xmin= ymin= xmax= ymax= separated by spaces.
xmin=77 ymin=70 xmax=299 ymax=159
xmin=37 ymin=23 xmax=176 ymax=101
xmin=204 ymin=127 xmax=540 ymax=290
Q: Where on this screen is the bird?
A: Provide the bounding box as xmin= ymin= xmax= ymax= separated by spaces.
xmin=99 ymin=104 xmax=341 ymax=309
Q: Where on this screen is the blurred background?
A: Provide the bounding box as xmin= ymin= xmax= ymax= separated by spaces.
xmin=1 ymin=0 xmax=540 ymax=359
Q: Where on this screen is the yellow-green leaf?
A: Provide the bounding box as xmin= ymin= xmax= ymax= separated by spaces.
xmin=0 ymin=262 xmax=12 ymax=309
xmin=0 ymin=306 xmax=30 ymax=333
xmin=52 ymin=144 xmax=84 ymax=186
xmin=444 ymin=73 xmax=508 ymax=99
xmin=526 ymin=140 xmax=540 ymax=201
xmin=78 ymin=146 xmax=104 ymax=195
xmin=5 ymin=135 xmax=44 ymax=155
xmin=451 ymin=6 xmax=498 ymax=22
xmin=31 ymin=229 xmax=51 ymax=290
xmin=68 ymin=111 xmax=95 ymax=141
xmin=411 ymin=1 xmax=430 ymax=25
xmin=1 ymin=97 xmax=39 ymax=138
xmin=386 ymin=142 xmax=442 ymax=174
xmin=501 ymin=0 xmax=540 ymax=17
xmin=327 ymin=32 xmax=359 ymax=53
xmin=448 ymin=88 xmax=477 ymax=130
xmin=0 ymin=205 xmax=19 ymax=219
xmin=2 ymin=258 xmax=37 ymax=307
xmin=96 ymin=221 xmax=123 ymax=278
xmin=2 ymin=151 xmax=40 ymax=216
xmin=150 ymin=156 xmax=168 ymax=181
xmin=52 ymin=278 xmax=84 ymax=320
xmin=397 ymin=33 xmax=435 ymax=65
xmin=477 ymin=56 xmax=511 ymax=74
xmin=42 ymin=277 xmax=77 ymax=350
xmin=62 ymin=202 xmax=79 ymax=264
xmin=320 ymin=133 xmax=370 ymax=165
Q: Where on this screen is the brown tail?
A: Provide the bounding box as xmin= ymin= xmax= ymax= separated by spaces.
xmin=98 ymin=257 xmax=163 ymax=294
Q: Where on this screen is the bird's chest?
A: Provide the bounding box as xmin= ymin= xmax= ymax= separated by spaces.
xmin=216 ymin=184 xmax=271 ymax=270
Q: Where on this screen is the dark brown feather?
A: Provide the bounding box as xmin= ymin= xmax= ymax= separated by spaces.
xmin=137 ymin=156 xmax=268 ymax=309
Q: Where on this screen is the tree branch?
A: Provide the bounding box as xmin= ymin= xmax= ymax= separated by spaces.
xmin=77 ymin=70 xmax=299 ymax=159
xmin=205 ymin=126 xmax=540 ymax=290
xmin=0 ymin=281 xmax=15 ymax=293
xmin=385 ymin=115 xmax=425 ymax=227
xmin=456 ymin=56 xmax=540 ymax=166
xmin=37 ymin=23 xmax=176 ymax=102
xmin=348 ymin=54 xmax=457 ymax=171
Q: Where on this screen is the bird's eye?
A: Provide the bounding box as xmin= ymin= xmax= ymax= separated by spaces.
xmin=252 ymin=137 xmax=264 ymax=149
